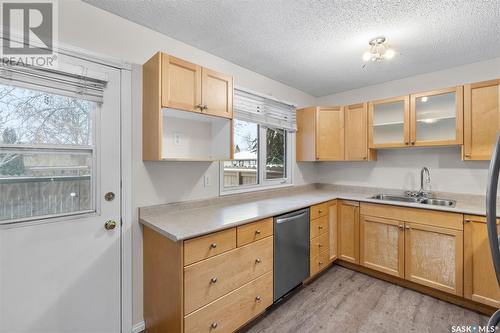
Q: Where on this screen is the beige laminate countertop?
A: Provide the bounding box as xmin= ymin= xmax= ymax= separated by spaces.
xmin=139 ymin=184 xmax=497 ymax=241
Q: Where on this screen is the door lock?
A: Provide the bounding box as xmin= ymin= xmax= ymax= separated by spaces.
xmin=104 ymin=192 xmax=115 ymax=201
xmin=104 ymin=220 xmax=117 ymax=230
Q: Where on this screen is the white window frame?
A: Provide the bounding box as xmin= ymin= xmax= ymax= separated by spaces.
xmin=219 ymin=123 xmax=293 ymax=195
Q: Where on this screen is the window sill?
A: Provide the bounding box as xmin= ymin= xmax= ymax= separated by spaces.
xmin=219 ymin=181 xmax=293 ymax=196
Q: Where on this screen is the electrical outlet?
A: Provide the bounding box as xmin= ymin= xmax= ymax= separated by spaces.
xmin=204 ymin=175 xmax=211 ymax=187
xmin=174 ymin=132 xmax=181 ymax=145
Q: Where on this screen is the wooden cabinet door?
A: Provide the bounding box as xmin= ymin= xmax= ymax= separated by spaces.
xmin=338 ymin=201 xmax=359 ymax=264
xmin=360 ymin=215 xmax=404 ymax=278
xmin=410 ymin=86 xmax=463 ymax=147
xmin=464 ymin=79 xmax=500 ymax=160
xmin=316 ymin=106 xmax=344 ymax=160
xmin=201 ymin=68 xmax=233 ymax=119
xmin=404 ymin=222 xmax=463 ymax=296
xmin=464 ymin=215 xmax=500 ymax=307
xmin=368 ymin=96 xmax=410 ymax=148
xmin=161 ymin=54 xmax=202 ymax=112
xmin=328 ymin=200 xmax=338 ymax=262
xmin=345 ymin=103 xmax=370 ymax=160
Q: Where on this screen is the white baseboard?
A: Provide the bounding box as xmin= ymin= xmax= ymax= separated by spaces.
xmin=132 ymin=321 xmax=145 ymax=333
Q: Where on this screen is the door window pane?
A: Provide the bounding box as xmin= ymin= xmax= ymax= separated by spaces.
xmin=265 ymin=127 xmax=286 ymax=180
xmin=0 ymin=84 xmax=94 ymax=146
xmin=223 ymin=119 xmax=258 ymax=187
xmin=0 ymin=84 xmax=96 ymax=222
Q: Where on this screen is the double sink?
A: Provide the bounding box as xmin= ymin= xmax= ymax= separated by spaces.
xmin=370 ymin=194 xmax=456 ymax=208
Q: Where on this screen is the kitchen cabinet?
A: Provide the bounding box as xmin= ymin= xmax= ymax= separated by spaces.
xmin=359 ymin=215 xmax=404 ymax=278
xmin=360 ymin=203 xmax=463 ymax=296
xmin=296 ymin=106 xmax=344 ymax=161
xmin=464 ymin=79 xmax=500 ymax=160
xmin=143 ymin=52 xmax=233 ymax=161
xmin=464 ymin=215 xmax=500 ymax=307
xmin=368 ymin=95 xmax=410 ymax=148
xmin=404 ymin=222 xmax=463 ymax=296
xmin=409 ymin=86 xmax=463 ymax=147
xmin=143 ymin=217 xmax=272 ymax=333
xmin=328 ymin=200 xmax=338 ymax=262
xmin=345 ymin=103 xmax=376 ymax=161
xmin=338 ymin=200 xmax=360 ymax=264
xmin=309 ymin=202 xmax=331 ymax=277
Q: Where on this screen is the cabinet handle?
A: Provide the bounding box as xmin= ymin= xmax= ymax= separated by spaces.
xmin=464 ymin=219 xmax=472 ymax=223
xmin=398 ymin=225 xmax=404 ymax=229
xmin=405 ymin=226 xmax=410 ymax=230
xmin=255 ymin=258 xmax=262 ymax=264
xmin=210 ymin=243 xmax=217 ymax=249
xmin=202 ymin=104 xmax=208 ymax=110
xmin=318 ymin=225 xmax=323 ymax=230
xmin=319 ymin=261 xmax=323 ymax=265
xmin=465 ymin=153 xmax=471 ymax=158
xmin=210 ymin=277 xmax=218 ymax=284
xmin=211 ymin=322 xmax=218 ymax=329
xmin=405 ymin=141 xmax=409 ymax=145
xmin=255 ymin=295 xmax=261 ymax=302
xmin=255 ymin=230 xmax=261 ymax=235
xmin=363 ymin=156 xmax=367 ymax=160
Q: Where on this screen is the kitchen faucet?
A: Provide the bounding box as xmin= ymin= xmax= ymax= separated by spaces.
xmin=419 ymin=167 xmax=431 ymax=197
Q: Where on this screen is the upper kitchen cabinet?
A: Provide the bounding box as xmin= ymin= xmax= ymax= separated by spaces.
xmin=368 ymin=96 xmax=410 ymax=148
xmin=463 ymin=79 xmax=500 ymax=160
xmin=296 ymin=106 xmax=344 ymax=161
xmin=345 ymin=103 xmax=376 ymax=161
xmin=410 ymin=86 xmax=463 ymax=147
xmin=143 ymin=52 xmax=233 ymax=161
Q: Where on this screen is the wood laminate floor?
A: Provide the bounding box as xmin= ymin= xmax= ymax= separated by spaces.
xmin=240 ymin=266 xmax=489 ymax=333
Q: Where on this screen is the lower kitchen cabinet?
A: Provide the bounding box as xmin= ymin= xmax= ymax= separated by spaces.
xmin=338 ymin=200 xmax=360 ymax=264
xmin=404 ymin=222 xmax=463 ymax=296
xmin=360 ymin=215 xmax=404 ymax=278
xmin=309 ymin=202 xmax=332 ymax=278
xmin=464 ymin=215 xmax=500 ymax=307
xmin=328 ymin=200 xmax=338 ymax=262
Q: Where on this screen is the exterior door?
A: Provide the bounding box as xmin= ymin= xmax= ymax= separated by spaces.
xmin=360 ymin=215 xmax=404 ymax=278
xmin=0 ymin=55 xmax=122 ymax=332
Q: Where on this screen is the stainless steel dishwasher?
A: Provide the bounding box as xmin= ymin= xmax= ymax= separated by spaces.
xmin=273 ymin=208 xmax=310 ymax=302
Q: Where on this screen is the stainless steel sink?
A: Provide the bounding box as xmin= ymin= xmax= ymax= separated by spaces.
xmin=419 ymin=198 xmax=456 ymax=207
xmin=370 ymin=194 xmax=456 ymax=207
xmin=370 ymin=194 xmax=420 ymax=203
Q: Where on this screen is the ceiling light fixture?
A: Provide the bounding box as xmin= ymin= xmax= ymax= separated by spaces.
xmin=362 ymin=36 xmax=396 ymax=62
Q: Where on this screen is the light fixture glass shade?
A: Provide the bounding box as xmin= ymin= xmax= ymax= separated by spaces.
xmin=362 ymin=51 xmax=372 ymax=62
xmin=384 ymin=48 xmax=395 ymax=59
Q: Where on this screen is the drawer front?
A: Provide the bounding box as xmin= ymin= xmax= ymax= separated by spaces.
xmin=311 ymin=202 xmax=329 ymax=220
xmin=184 ymin=271 xmax=273 ymax=333
xmin=310 ymin=215 xmax=329 ymax=239
xmin=310 ymin=250 xmax=329 ymax=277
xmin=184 ymin=236 xmax=273 ymax=315
xmin=237 ymin=218 xmax=273 ymax=247
xmin=184 ymin=228 xmax=236 ymax=266
xmin=310 ymin=232 xmax=329 ymax=259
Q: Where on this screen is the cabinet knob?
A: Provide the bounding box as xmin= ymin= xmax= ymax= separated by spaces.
xmin=202 ymin=104 xmax=208 ymax=110
xmin=464 ymin=219 xmax=472 ymax=223
xmin=318 ymin=244 xmax=323 ymax=247
xmin=210 ymin=277 xmax=218 ymax=284
xmin=318 ymin=209 xmax=323 ymax=214
xmin=405 ymin=141 xmax=409 ymax=145
xmin=255 ymin=258 xmax=262 ymax=264
xmin=411 ymin=141 xmax=415 ymax=145
xmin=255 ymin=295 xmax=261 ymax=302
xmin=210 ymin=243 xmax=217 ymax=249
xmin=211 ymin=322 xmax=218 ymax=329
xmin=363 ymin=156 xmax=367 ymax=160
xmin=465 ymin=154 xmax=471 ymax=158
xmin=319 ymin=261 xmax=323 ymax=265
xmin=318 ymin=225 xmax=323 ymax=229
xmin=255 ymin=230 xmax=261 ymax=235
xmin=398 ymin=225 xmax=404 ymax=229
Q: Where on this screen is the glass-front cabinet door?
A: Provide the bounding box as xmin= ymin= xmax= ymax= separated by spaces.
xmin=368 ymin=96 xmax=410 ymax=148
xmin=410 ymin=86 xmax=463 ymax=146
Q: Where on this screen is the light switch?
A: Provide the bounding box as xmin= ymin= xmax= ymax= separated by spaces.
xmin=174 ymin=132 xmax=181 ymax=145
xmin=204 ymin=175 xmax=211 ymax=187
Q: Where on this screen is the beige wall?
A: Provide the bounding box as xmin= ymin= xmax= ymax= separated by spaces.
xmin=58 ymin=1 xmax=317 ymax=328
xmin=315 ymin=57 xmax=500 ymax=195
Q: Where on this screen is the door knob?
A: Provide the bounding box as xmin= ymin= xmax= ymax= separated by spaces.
xmin=104 ymin=220 xmax=117 ymax=230
xmin=104 ymin=192 xmax=115 ymax=201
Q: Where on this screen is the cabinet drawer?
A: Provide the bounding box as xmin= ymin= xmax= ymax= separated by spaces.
xmin=184 ymin=236 xmax=273 ymax=315
xmin=310 ymin=250 xmax=329 ymax=277
xmin=184 ymin=228 xmax=236 ymax=266
xmin=237 ymin=218 xmax=273 ymax=247
xmin=310 ymin=215 xmax=329 ymax=239
xmin=184 ymin=271 xmax=273 ymax=333
xmin=311 ymin=202 xmax=329 ymax=220
xmin=310 ymin=232 xmax=329 ymax=259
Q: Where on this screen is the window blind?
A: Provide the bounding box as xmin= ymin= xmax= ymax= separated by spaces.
xmin=0 ymin=62 xmax=107 ymax=103
xmin=234 ymin=89 xmax=296 ymax=131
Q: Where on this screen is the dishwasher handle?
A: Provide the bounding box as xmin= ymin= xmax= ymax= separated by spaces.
xmin=275 ymin=211 xmax=309 ymax=224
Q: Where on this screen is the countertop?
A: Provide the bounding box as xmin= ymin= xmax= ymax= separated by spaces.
xmin=139 ymin=184 xmax=498 ymax=241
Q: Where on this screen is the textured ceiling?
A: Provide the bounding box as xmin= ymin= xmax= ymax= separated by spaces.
xmin=85 ymin=0 xmax=500 ymax=97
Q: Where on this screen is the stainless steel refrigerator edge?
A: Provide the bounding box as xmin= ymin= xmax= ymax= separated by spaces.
xmin=273 ymin=208 xmax=310 ymax=302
